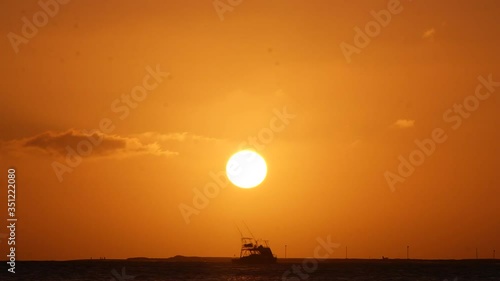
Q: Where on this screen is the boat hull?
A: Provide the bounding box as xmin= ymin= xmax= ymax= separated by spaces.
xmin=232 ymin=255 xmax=277 ymax=264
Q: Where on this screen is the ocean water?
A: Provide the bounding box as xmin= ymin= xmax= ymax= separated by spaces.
xmin=2 ymin=259 xmax=500 ymax=281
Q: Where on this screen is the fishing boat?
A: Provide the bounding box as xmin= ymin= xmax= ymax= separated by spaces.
xmin=232 ymin=237 xmax=277 ymax=264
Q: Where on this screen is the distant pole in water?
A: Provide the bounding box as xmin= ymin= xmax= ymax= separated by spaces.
xmin=476 ymin=248 xmax=478 ymax=259
xmin=285 ymin=245 xmax=287 ymax=259
xmin=407 ymin=245 xmax=409 ymax=260
xmin=494 ymin=249 xmax=496 ymax=259
xmin=345 ymin=246 xmax=347 ymax=259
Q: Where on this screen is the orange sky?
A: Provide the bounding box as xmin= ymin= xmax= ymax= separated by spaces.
xmin=0 ymin=0 xmax=499 ymax=261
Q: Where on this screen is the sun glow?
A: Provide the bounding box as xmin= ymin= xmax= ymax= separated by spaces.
xmin=226 ymin=150 xmax=267 ymax=189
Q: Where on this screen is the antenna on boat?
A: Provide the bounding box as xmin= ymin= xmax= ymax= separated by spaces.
xmin=234 ymin=222 xmax=244 ymax=238
xmin=243 ymin=221 xmax=256 ymax=240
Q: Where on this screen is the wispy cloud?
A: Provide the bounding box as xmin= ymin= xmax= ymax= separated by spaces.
xmin=2 ymin=130 xmax=178 ymax=159
xmin=349 ymin=139 xmax=362 ymax=148
xmin=422 ymin=28 xmax=436 ymax=40
xmin=391 ymin=119 xmax=415 ymax=129
xmin=136 ymin=132 xmax=220 ymax=143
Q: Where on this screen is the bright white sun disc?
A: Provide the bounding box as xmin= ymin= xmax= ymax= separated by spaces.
xmin=226 ymin=150 xmax=267 ymax=188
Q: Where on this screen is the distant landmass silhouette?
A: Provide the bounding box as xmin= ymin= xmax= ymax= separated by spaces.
xmin=126 ymin=255 xmax=232 ymax=262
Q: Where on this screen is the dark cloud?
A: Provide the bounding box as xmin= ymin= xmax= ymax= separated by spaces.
xmin=5 ymin=129 xmax=178 ymax=159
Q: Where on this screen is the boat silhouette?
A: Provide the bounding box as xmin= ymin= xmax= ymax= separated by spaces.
xmin=232 ymin=224 xmax=277 ymax=264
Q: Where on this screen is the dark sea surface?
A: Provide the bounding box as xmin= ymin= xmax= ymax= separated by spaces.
xmin=2 ymin=259 xmax=500 ymax=281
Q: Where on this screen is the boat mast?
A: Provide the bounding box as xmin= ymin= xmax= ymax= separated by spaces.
xmin=235 ymin=224 xmax=244 ymax=258
xmin=235 ymin=224 xmax=244 ymax=238
xmin=243 ymin=221 xmax=257 ymax=241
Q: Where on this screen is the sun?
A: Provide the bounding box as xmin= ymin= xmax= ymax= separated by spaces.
xmin=226 ymin=150 xmax=267 ymax=189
